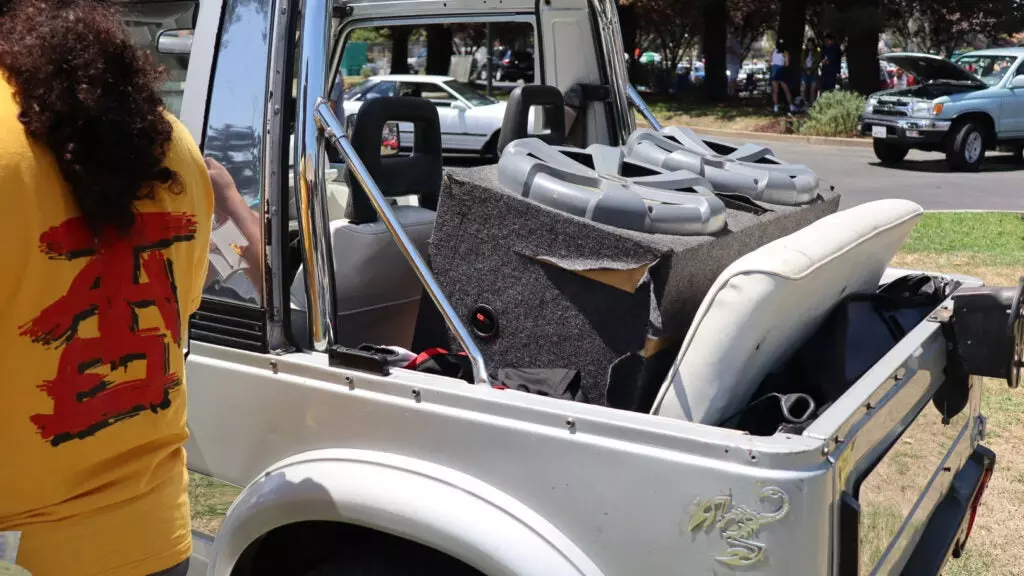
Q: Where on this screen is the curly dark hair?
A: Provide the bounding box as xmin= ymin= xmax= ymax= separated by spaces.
xmin=0 ymin=0 xmax=179 ymax=234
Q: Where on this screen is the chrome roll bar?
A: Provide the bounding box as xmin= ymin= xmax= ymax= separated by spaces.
xmin=589 ymin=0 xmax=636 ymax=144
xmin=314 ymin=101 xmax=491 ymax=386
xmin=295 ymin=0 xmax=336 ymax=352
xmin=627 ymin=84 xmax=664 ymax=131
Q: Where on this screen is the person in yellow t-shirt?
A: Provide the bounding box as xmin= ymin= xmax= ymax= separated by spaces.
xmin=0 ymin=1 xmax=213 ymax=575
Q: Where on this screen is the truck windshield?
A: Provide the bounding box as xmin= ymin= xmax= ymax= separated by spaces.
xmin=954 ymin=55 xmax=1019 ymax=86
xmin=443 ymin=80 xmax=498 ymax=107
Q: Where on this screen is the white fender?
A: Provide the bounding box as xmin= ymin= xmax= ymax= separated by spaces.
xmin=208 ymin=449 xmax=605 ymax=576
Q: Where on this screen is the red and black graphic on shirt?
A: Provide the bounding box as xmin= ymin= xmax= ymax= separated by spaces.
xmin=19 ymin=212 xmax=198 ymax=447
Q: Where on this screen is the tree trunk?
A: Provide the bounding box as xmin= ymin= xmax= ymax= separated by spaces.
xmin=701 ymin=0 xmax=729 ymax=101
xmin=425 ymin=25 xmax=454 ymax=76
xmin=846 ymin=2 xmax=882 ymax=95
xmin=617 ymin=2 xmax=642 ymax=85
xmin=618 ymin=2 xmax=638 ymax=60
xmin=390 ymin=27 xmax=411 ymax=75
xmin=777 ymin=0 xmax=808 ymax=98
xmin=778 ymin=0 xmax=809 ymax=52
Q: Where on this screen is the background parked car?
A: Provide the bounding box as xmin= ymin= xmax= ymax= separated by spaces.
xmin=479 ymin=48 xmax=535 ymax=83
xmin=343 ymin=74 xmax=508 ymax=157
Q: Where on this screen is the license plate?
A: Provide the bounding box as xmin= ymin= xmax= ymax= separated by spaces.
xmin=872 ymin=125 xmax=888 ymax=138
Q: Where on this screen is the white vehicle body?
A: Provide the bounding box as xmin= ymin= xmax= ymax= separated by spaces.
xmin=132 ymin=0 xmax=1016 ymax=574
xmin=343 ymin=74 xmax=507 ymax=155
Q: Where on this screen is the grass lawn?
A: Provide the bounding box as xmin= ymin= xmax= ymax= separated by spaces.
xmin=188 ymin=214 xmax=1023 ymax=573
xmin=637 ymin=94 xmax=773 ymax=133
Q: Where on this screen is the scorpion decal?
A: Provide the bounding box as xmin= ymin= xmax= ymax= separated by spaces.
xmin=688 ymin=485 xmax=790 ymax=567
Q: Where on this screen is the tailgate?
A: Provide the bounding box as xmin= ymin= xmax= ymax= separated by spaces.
xmin=802 ymin=286 xmax=989 ymax=575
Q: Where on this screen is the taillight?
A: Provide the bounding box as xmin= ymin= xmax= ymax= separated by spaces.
xmin=502 ymin=58 xmax=511 ymax=65
xmin=961 ymin=466 xmax=995 ymax=549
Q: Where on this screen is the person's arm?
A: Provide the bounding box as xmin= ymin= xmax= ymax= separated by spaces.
xmin=205 ymin=157 xmax=263 ymax=293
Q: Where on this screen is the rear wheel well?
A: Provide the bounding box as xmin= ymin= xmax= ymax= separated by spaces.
xmin=951 ymin=113 xmax=997 ymax=147
xmin=233 ymin=521 xmax=484 ymax=576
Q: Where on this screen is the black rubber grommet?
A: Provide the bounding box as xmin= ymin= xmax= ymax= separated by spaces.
xmin=469 ymin=305 xmax=499 ymax=341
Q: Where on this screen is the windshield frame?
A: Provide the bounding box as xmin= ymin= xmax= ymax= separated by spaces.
xmin=442 ymin=79 xmax=498 ymax=107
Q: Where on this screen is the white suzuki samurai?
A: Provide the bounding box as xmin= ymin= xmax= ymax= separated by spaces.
xmin=128 ymin=0 xmax=1023 ymax=574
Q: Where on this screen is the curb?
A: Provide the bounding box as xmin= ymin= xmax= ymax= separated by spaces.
xmin=687 ymin=126 xmax=873 ymax=149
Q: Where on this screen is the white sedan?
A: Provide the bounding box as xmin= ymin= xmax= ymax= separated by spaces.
xmin=341 ymin=74 xmax=509 ymax=157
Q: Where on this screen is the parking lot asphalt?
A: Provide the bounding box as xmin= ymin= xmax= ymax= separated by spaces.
xmin=747 ymin=138 xmax=1023 ymax=211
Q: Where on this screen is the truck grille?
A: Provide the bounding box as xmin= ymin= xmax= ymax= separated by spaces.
xmin=873 ymin=104 xmax=909 ymax=117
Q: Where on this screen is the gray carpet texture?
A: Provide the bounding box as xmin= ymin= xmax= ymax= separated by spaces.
xmin=426 ymin=165 xmax=841 ymax=409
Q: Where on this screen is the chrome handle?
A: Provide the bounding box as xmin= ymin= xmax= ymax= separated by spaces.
xmin=627 ymin=84 xmax=664 ymax=132
xmin=314 ymin=101 xmax=491 ymax=387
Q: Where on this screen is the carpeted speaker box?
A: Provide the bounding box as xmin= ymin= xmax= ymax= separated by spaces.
xmin=423 ymin=165 xmax=841 ymax=410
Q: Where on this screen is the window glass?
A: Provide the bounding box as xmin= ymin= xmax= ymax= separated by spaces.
xmin=954 ymin=55 xmax=1019 ymax=86
xmin=343 ymin=79 xmax=378 ymax=101
xmin=443 ymin=80 xmax=498 ymax=106
xmin=365 ymin=81 xmax=398 ymax=99
xmin=199 ymin=0 xmax=273 ymax=307
xmin=120 ymin=1 xmax=198 ymax=118
xmin=417 ymin=84 xmax=457 ymax=104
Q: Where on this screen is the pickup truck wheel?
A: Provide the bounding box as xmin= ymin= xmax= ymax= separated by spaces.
xmin=873 ymin=140 xmax=909 ymax=165
xmin=946 ymin=121 xmax=986 ymax=172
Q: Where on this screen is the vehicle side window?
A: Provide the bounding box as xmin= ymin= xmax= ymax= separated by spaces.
xmin=365 ymin=81 xmax=397 ymax=99
xmin=199 ymin=0 xmax=273 ymax=307
xmin=120 ymin=1 xmax=198 ymax=119
xmin=397 ymin=83 xmax=422 ymax=98
xmin=420 ymin=86 xmax=458 ymax=107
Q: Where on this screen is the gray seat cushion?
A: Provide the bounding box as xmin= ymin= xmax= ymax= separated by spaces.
xmin=291 ymin=205 xmax=436 ymax=349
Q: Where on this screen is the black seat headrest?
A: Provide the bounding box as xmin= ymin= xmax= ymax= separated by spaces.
xmin=345 ymin=96 xmax=443 ymax=224
xmin=496 ymin=84 xmax=567 ymax=155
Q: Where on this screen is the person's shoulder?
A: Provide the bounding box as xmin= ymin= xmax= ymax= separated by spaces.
xmin=161 ymin=111 xmax=213 ymax=216
xmin=162 ymin=111 xmax=207 ymax=178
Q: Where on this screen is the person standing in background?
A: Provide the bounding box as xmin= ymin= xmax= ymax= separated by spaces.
xmin=891 ymin=66 xmax=909 ymax=90
xmin=801 ymin=37 xmax=821 ymax=105
xmin=770 ymin=40 xmax=796 ymax=114
xmin=820 ymin=33 xmax=842 ymax=93
xmin=0 ymin=0 xmax=213 ymax=574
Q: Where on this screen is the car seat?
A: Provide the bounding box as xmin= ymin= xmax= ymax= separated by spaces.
xmin=291 ymin=96 xmax=443 ymax=350
xmin=650 ymin=199 xmax=924 ymax=425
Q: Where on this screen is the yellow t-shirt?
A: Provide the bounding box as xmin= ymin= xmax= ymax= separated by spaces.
xmin=0 ymin=78 xmax=213 ymax=576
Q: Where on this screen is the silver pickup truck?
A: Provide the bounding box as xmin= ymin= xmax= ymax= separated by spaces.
xmin=859 ymin=49 xmax=1024 ymax=171
xmin=124 ymin=0 xmax=1024 ymax=574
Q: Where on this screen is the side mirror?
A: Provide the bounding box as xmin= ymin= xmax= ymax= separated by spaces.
xmin=452 ymin=101 xmax=470 ymax=111
xmin=381 ymin=121 xmax=400 ymax=156
xmin=1010 ymin=75 xmax=1024 ymax=89
xmin=156 ymin=29 xmax=193 ymax=56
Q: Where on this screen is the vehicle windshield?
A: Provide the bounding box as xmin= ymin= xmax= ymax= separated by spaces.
xmin=443 ymin=80 xmax=498 ymax=107
xmin=344 ymin=78 xmax=378 ymax=101
xmin=953 ymin=55 xmax=1019 ymax=86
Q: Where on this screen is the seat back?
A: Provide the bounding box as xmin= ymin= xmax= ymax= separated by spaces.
xmin=496 ymin=84 xmax=567 ymax=154
xmin=291 ymin=97 xmax=442 ymax=350
xmin=651 ymin=199 xmax=924 ymax=425
xmin=345 ymin=96 xmax=443 ymax=222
